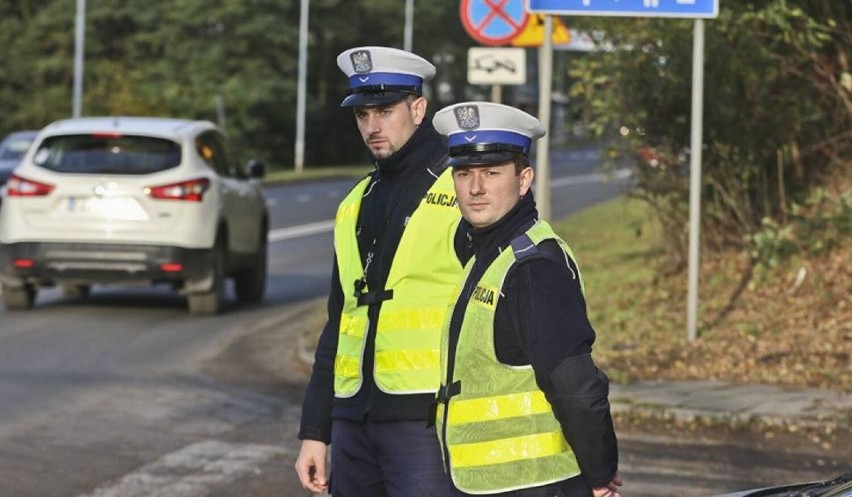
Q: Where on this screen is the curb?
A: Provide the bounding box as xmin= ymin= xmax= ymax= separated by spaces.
xmin=610 ymin=380 xmax=852 ymax=432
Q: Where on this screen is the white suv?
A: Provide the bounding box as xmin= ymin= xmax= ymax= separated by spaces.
xmin=0 ymin=117 xmax=269 ymax=315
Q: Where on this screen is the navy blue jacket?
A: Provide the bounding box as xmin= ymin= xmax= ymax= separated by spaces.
xmin=299 ymin=119 xmax=464 ymax=443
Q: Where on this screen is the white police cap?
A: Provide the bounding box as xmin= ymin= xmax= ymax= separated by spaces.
xmin=337 ymin=46 xmax=436 ymax=107
xmin=434 ymin=102 xmax=546 ymax=167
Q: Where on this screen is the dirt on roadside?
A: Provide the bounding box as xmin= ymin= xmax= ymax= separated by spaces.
xmin=201 ymin=298 xmax=326 ymax=396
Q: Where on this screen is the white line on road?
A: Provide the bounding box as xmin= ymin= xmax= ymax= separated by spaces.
xmin=268 ymin=170 xmax=630 ymax=243
xmin=79 ymin=440 xmax=287 ymax=497
xmin=269 ymin=220 xmax=334 ymax=242
xmin=550 ymin=168 xmax=632 ymax=188
xmin=560 ymin=150 xmax=600 ymax=161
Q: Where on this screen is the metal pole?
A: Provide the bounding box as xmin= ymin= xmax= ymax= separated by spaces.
xmin=72 ymin=0 xmax=86 ymax=118
xmin=686 ymin=19 xmax=705 ymax=341
xmin=215 ymin=94 xmax=227 ymax=130
xmin=294 ymin=0 xmax=309 ymax=173
xmin=490 ymin=84 xmax=502 ymax=104
xmin=535 ymin=16 xmax=553 ymax=221
xmin=404 ymin=0 xmax=414 ymax=52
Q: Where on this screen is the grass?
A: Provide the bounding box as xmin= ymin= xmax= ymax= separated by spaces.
xmin=551 ymin=197 xmax=664 ymax=341
xmin=263 ymin=164 xmax=372 ymax=185
xmin=550 ymin=198 xmax=671 ymax=383
xmin=550 ymin=196 xmax=851 ymax=392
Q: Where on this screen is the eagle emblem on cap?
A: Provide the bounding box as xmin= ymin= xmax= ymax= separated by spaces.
xmin=454 ymin=105 xmax=480 ymax=130
xmin=351 ymin=50 xmax=373 ymax=74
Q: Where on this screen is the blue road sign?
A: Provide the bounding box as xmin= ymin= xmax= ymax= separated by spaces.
xmin=462 ymin=0 xmax=529 ymax=46
xmin=527 ymin=0 xmax=718 ymax=18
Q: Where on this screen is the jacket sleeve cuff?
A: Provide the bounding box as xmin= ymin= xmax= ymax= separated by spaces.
xmin=298 ymin=426 xmax=331 ymax=444
xmin=583 ymin=470 xmax=618 ymax=489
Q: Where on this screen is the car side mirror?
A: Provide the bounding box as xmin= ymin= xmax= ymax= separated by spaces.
xmin=246 ymin=159 xmax=266 ymax=179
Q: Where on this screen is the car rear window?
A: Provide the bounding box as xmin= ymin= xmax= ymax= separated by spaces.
xmin=32 ymin=134 xmax=182 ymax=174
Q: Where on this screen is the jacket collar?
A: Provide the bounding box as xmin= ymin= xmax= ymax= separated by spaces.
xmin=374 ymin=117 xmax=445 ymax=178
xmin=464 ymin=192 xmax=539 ymax=262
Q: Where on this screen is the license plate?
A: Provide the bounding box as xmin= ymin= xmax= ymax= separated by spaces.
xmin=65 ymin=196 xmax=149 ymax=221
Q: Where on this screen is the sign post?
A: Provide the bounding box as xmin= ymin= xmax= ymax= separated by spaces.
xmin=73 ymin=0 xmax=86 ymax=118
xmin=686 ymin=18 xmax=705 ymax=341
xmin=294 ymin=0 xmax=309 ymax=173
xmin=527 ymin=0 xmax=719 ymax=341
xmin=404 ymin=0 xmax=414 ymax=51
xmin=536 ymin=15 xmax=553 ymax=221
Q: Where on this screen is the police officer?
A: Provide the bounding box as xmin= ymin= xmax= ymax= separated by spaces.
xmin=295 ymin=47 xmax=465 ymax=496
xmin=432 ymin=102 xmax=622 ymax=497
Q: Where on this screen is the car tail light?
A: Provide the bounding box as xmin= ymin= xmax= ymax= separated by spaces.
xmin=13 ymin=259 xmax=36 ymax=268
xmin=144 ymin=178 xmax=210 ymax=202
xmin=160 ymin=263 xmax=183 ymax=272
xmin=5 ymin=174 xmax=55 ymax=197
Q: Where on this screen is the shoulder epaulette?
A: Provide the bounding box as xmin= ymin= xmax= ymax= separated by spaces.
xmin=509 ymin=233 xmax=539 ymax=262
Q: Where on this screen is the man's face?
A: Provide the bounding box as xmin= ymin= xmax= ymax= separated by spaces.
xmin=452 ymin=161 xmax=534 ymax=229
xmin=353 ymin=96 xmax=426 ymax=160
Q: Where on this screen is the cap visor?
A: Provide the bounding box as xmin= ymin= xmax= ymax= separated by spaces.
xmin=340 ymin=91 xmax=409 ymax=107
xmin=448 ymin=151 xmax=518 ymax=168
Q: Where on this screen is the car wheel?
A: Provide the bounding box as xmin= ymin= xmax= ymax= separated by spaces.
xmin=2 ymin=283 xmax=37 ymax=310
xmin=61 ymin=284 xmax=91 ymax=300
xmin=234 ymin=231 xmax=267 ymax=304
xmin=188 ymin=241 xmax=225 ymax=315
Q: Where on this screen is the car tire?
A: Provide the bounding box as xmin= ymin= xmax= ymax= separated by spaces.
xmin=61 ymin=284 xmax=91 ymax=300
xmin=188 ymin=240 xmax=225 ymax=315
xmin=234 ymin=231 xmax=267 ymax=304
xmin=2 ymin=283 xmax=37 ymax=310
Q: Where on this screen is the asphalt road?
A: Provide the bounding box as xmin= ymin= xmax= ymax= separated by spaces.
xmin=3 ymin=148 xmax=841 ymax=496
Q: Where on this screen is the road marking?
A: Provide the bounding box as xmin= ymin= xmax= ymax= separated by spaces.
xmin=79 ymin=440 xmax=287 ymax=497
xmin=269 ymin=220 xmax=334 ymax=242
xmin=267 ymin=170 xmax=629 ymax=243
xmin=550 ymin=168 xmax=631 ymax=188
xmin=561 ymin=149 xmax=600 ymax=161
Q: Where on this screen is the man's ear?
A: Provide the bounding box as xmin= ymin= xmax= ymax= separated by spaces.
xmin=519 ymin=166 xmax=534 ymax=196
xmin=412 ymin=97 xmax=427 ymax=125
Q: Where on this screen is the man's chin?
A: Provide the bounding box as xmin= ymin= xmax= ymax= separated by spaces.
xmin=463 ymin=214 xmax=491 ymax=229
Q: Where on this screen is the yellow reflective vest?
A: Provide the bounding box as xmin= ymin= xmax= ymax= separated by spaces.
xmin=437 ymin=220 xmax=582 ymax=494
xmin=333 ymin=168 xmax=462 ymax=397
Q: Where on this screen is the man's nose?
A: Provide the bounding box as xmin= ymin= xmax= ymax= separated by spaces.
xmin=365 ymin=115 xmax=381 ymax=134
xmin=470 ymin=173 xmax=485 ymax=194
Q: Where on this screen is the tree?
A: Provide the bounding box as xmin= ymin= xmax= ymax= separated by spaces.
xmin=567 ymin=0 xmax=851 ymax=268
xmin=0 ymin=1 xmax=480 ymax=168
xmin=0 ymin=0 xmax=76 ymax=129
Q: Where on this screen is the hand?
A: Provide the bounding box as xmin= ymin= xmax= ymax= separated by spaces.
xmin=592 ymin=473 xmax=623 ymax=497
xmin=295 ymin=440 xmax=329 ymax=493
